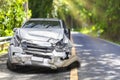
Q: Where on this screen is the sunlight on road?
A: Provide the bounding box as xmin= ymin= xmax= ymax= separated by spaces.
xmin=0 ymin=72 xmax=10 ymax=78
xmin=78 ymin=49 xmax=120 ymax=80
xmin=101 ymin=53 xmax=120 ymax=66
xmin=74 ymin=44 xmax=83 ymax=47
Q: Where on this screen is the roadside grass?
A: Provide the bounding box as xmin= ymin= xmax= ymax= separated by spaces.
xmin=79 ymin=27 xmax=120 ymax=45
xmin=0 ymin=43 xmax=9 ymax=56
xmin=80 ymin=27 xmax=98 ymax=37
xmin=115 ymin=41 xmax=120 ymax=44
xmin=0 ymin=49 xmax=8 ymax=56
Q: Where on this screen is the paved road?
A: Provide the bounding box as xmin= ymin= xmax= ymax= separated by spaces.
xmin=72 ymin=32 xmax=120 ymax=80
xmin=0 ymin=32 xmax=120 ymax=80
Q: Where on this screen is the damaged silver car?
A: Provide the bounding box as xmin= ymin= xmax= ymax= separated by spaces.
xmin=7 ymin=18 xmax=79 ymax=70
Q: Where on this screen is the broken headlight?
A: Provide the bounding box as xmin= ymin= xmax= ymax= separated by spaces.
xmin=21 ymin=40 xmax=27 ymax=49
xmin=55 ymin=39 xmax=68 ymax=52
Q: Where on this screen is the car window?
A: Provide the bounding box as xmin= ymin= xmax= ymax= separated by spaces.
xmin=23 ymin=20 xmax=61 ymax=29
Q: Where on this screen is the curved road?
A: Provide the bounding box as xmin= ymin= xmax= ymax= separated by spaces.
xmin=0 ymin=32 xmax=120 ymax=80
xmin=72 ymin=32 xmax=120 ymax=80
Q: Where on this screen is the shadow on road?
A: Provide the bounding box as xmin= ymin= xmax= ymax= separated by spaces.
xmin=10 ymin=66 xmax=69 ymax=74
xmin=7 ymin=61 xmax=80 ymax=74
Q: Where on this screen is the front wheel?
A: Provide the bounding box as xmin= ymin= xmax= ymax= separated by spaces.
xmin=7 ymin=59 xmax=17 ymax=71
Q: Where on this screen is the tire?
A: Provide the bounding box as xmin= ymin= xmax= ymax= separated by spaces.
xmin=7 ymin=59 xmax=17 ymax=71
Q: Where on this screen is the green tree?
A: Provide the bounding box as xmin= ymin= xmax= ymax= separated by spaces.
xmin=0 ymin=0 xmax=31 ymax=36
xmin=52 ymin=0 xmax=120 ymax=42
xmin=29 ymin=0 xmax=53 ymax=18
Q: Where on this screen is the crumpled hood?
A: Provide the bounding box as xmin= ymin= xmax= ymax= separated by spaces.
xmin=18 ymin=28 xmax=64 ymax=43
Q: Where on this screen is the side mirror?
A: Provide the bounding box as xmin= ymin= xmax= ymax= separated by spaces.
xmin=13 ymin=28 xmax=17 ymax=32
xmin=68 ymin=28 xmax=71 ymax=39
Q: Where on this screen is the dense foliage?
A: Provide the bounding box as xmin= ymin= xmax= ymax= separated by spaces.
xmin=29 ymin=0 xmax=53 ymax=18
xmin=52 ymin=0 xmax=120 ymax=42
xmin=0 ymin=0 xmax=31 ymax=36
xmin=1 ymin=0 xmax=120 ymax=42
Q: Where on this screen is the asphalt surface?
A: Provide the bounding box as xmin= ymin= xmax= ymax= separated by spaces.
xmin=0 ymin=32 xmax=120 ymax=80
xmin=72 ymin=32 xmax=120 ymax=80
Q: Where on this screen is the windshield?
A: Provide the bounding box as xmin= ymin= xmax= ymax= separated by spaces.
xmin=23 ymin=20 xmax=61 ymax=29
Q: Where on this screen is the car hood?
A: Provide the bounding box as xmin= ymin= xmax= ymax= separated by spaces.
xmin=18 ymin=28 xmax=64 ymax=43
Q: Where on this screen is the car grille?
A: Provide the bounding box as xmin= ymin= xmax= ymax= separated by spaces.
xmin=24 ymin=51 xmax=51 ymax=59
xmin=22 ymin=42 xmax=54 ymax=53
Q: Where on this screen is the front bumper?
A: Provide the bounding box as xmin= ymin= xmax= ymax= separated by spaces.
xmin=9 ymin=46 xmax=79 ymax=69
xmin=11 ymin=53 xmax=78 ymax=69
